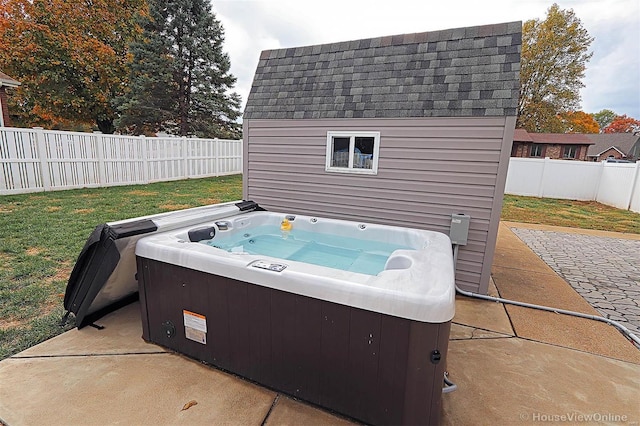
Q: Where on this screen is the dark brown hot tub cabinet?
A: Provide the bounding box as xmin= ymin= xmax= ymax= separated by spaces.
xmin=137 ymin=257 xmax=451 ymax=425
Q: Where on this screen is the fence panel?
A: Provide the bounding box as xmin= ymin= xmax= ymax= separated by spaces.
xmin=506 ymin=157 xmax=640 ymax=212
xmin=539 ymin=159 xmax=601 ymax=201
xmin=187 ymin=138 xmax=214 ymax=178
xmin=0 ymin=128 xmax=42 ymax=194
xmin=147 ymin=137 xmax=185 ymax=182
xmin=504 ymin=158 xmax=546 ymax=197
xmin=218 ymin=138 xmax=243 ymax=175
xmin=596 ymin=163 xmax=638 ymax=210
xmin=101 ymin=134 xmax=146 ymax=186
xmin=43 ymin=130 xmax=100 ymax=190
xmin=0 ymin=127 xmax=242 ymax=195
xmin=630 ymin=169 xmax=640 ymax=213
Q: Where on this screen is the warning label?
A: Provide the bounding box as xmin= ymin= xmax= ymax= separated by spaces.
xmin=183 ymin=310 xmax=207 ymax=332
xmin=183 ymin=310 xmax=207 ymax=345
xmin=185 ymin=327 xmax=206 ymax=344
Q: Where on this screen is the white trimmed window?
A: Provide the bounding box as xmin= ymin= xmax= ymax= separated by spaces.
xmin=325 ymin=131 xmax=380 ymax=175
xmin=562 ymin=145 xmax=578 ymax=159
xmin=530 ymin=144 xmax=543 ymax=157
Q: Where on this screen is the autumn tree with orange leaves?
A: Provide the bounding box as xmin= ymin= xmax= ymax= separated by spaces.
xmin=0 ymin=0 xmax=146 ymax=132
xmin=559 ymin=111 xmax=599 ymax=134
xmin=603 ymin=115 xmax=640 ymax=134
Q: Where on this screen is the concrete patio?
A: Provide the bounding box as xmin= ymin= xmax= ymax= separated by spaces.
xmin=1 ymin=223 xmax=638 ymax=425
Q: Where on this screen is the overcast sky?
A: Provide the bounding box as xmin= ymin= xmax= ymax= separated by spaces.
xmin=212 ymin=0 xmax=640 ymax=121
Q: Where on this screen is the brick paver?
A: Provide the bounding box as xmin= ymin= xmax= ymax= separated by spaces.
xmin=511 ymin=228 xmax=640 ymax=336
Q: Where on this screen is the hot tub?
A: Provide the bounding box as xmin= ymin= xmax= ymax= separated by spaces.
xmin=136 ymin=207 xmax=455 ymax=425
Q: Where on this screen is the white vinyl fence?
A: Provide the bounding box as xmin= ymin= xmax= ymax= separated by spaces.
xmin=505 ymin=157 xmax=640 ymax=213
xmin=0 ymin=127 xmax=242 ymax=195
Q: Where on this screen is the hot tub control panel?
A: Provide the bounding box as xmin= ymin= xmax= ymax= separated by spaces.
xmin=251 ymin=260 xmax=287 ymax=272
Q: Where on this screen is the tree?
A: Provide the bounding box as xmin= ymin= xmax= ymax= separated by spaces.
xmin=560 ymin=111 xmax=599 ymax=133
xmin=115 ymin=0 xmax=241 ymax=138
xmin=517 ymin=4 xmax=594 ymax=133
xmin=0 ymin=0 xmax=146 ymax=132
xmin=603 ymin=115 xmax=640 ymax=134
xmin=591 ymin=109 xmax=617 ymax=131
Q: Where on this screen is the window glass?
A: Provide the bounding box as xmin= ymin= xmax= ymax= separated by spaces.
xmin=326 ymin=132 xmax=380 ymax=174
xmin=331 ymin=137 xmax=350 ymax=167
xmin=353 ymin=137 xmax=374 ymax=169
xmin=563 ymin=146 xmax=577 ymax=159
xmin=530 ymin=144 xmax=543 ymax=157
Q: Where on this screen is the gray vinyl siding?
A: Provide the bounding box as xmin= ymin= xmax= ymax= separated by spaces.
xmin=244 ymin=116 xmax=514 ymax=293
xmin=242 ymin=22 xmax=521 ymax=294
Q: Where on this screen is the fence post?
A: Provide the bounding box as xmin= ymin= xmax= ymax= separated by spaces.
xmin=33 ymin=127 xmax=52 ymax=191
xmin=593 ymin=160 xmax=605 ymax=202
xmin=140 ymin=135 xmax=149 ymax=184
xmin=537 ymin=157 xmax=549 ymax=198
xmin=238 ymin=138 xmax=243 ymax=175
xmin=94 ymin=131 xmax=106 ymax=186
xmin=625 ymin=161 xmax=640 ymax=210
xmin=182 ymin=136 xmax=188 ymax=179
xmin=214 ymin=138 xmax=220 ymax=176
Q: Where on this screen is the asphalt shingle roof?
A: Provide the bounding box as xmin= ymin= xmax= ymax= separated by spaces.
xmin=586 ymin=133 xmax=640 ymax=157
xmin=513 ymin=128 xmax=532 ymax=142
xmin=513 ymin=129 xmax=596 ymax=145
xmin=244 ymin=22 xmax=521 ymax=120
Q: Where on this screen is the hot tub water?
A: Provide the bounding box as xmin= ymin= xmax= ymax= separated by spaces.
xmin=203 ymin=225 xmax=411 ymax=275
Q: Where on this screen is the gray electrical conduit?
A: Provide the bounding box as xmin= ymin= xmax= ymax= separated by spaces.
xmin=452 ymin=245 xmax=640 ymax=349
xmin=444 ymin=243 xmax=640 ymax=394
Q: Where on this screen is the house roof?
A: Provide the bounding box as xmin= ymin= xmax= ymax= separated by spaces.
xmin=512 ymin=131 xmax=593 ymax=145
xmin=513 ymin=128 xmax=532 ymax=142
xmin=244 ymin=22 xmax=521 ymax=120
xmin=585 ymin=133 xmax=640 ymax=157
xmin=0 ymin=71 xmax=20 ymax=88
xmin=528 ymin=133 xmax=593 ymax=145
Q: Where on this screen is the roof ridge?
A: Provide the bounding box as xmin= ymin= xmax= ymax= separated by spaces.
xmin=260 ymin=21 xmax=521 ymax=59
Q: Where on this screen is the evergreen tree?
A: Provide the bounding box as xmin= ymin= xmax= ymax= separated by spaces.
xmin=115 ymin=0 xmax=241 ymax=138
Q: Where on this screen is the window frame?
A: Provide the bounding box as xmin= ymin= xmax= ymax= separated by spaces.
xmin=562 ymin=145 xmax=578 ymax=159
xmin=530 ymin=143 xmax=544 ymax=158
xmin=325 ymin=131 xmax=380 ymax=175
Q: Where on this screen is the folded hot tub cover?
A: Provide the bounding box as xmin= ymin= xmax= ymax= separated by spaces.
xmin=62 ymin=201 xmax=262 ymax=328
xmin=63 ymin=220 xmax=157 ymax=328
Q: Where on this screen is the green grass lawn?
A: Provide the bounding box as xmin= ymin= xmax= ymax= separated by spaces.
xmin=501 ymin=195 xmax=640 ymax=234
xmin=0 ymin=175 xmax=242 ymax=359
xmin=1 ymin=183 xmax=638 ymax=360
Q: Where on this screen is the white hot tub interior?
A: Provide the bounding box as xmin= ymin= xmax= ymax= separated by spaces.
xmin=136 ymin=211 xmax=456 ymax=323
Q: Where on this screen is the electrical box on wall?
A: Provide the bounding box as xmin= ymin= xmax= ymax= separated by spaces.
xmin=450 ymin=214 xmax=471 ymax=246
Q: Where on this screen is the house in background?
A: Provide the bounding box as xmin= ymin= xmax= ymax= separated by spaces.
xmin=243 ymin=22 xmax=522 ymax=295
xmin=511 ymin=128 xmax=594 ymax=160
xmin=0 ymin=71 xmax=20 ymax=127
xmin=586 ymin=133 xmax=640 ymax=161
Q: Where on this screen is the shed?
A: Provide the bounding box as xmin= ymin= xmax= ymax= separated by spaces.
xmin=243 ymin=22 xmax=522 ymax=294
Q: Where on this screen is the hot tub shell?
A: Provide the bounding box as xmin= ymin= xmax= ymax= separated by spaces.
xmin=136 ymin=210 xmax=455 ymax=425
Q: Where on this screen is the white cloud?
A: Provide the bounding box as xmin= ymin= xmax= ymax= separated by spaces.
xmin=212 ymin=0 xmax=640 ymax=119
xmin=573 ymin=1 xmax=640 ymax=117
